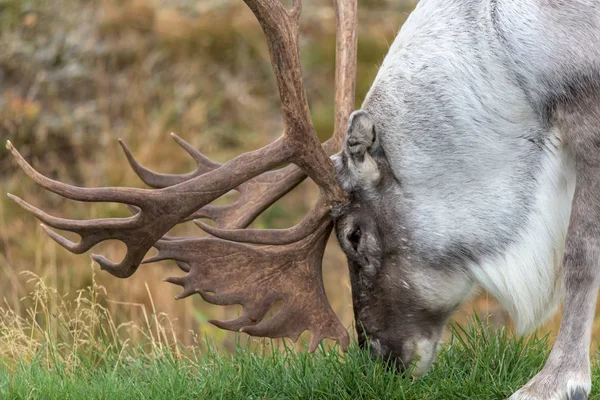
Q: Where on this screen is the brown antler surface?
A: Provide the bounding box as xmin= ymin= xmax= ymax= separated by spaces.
xmin=150 ymin=221 xmax=347 ymax=352
xmin=7 ymin=138 xmax=292 ymax=278
xmin=119 ymin=133 xmax=307 ymax=229
xmin=8 ymin=0 xmax=357 ymax=351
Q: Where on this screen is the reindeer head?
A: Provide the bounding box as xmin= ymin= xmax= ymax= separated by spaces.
xmin=333 ymin=110 xmax=474 ymax=375
xmin=6 ymin=0 xmax=466 ymax=377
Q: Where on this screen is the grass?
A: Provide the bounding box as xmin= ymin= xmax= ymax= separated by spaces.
xmin=1 ymin=272 xmax=599 ymax=400
xmin=2 ymin=323 xmax=598 ymax=400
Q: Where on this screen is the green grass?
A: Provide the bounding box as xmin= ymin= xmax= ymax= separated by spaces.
xmin=2 ymin=320 xmax=598 ymax=400
xmin=1 ymin=274 xmax=598 ymax=399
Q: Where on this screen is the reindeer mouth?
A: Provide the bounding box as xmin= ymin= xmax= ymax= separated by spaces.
xmin=412 ymin=338 xmax=439 ymax=377
xmin=362 ymin=334 xmax=439 ymax=377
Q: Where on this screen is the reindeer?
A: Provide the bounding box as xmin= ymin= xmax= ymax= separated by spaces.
xmin=6 ymin=0 xmax=600 ymax=399
xmin=334 ymin=1 xmax=600 ymax=399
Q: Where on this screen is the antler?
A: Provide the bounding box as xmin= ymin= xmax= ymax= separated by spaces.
xmin=8 ymin=0 xmax=357 ymax=350
xmin=150 ymin=222 xmax=344 ymax=352
xmin=7 ymin=138 xmax=291 ymax=278
xmin=118 ymin=133 xmax=307 ymax=229
xmin=116 ymin=0 xmax=358 ymax=230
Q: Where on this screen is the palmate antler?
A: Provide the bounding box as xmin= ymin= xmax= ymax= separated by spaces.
xmin=7 ymin=0 xmax=357 ymax=351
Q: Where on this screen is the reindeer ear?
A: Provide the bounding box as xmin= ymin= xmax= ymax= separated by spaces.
xmin=343 ymin=110 xmax=380 ymax=184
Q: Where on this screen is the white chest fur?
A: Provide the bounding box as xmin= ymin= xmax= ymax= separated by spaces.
xmin=471 ymin=131 xmax=576 ymax=333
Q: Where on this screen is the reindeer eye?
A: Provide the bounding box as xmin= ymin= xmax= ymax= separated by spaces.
xmin=348 ymin=227 xmax=361 ymax=250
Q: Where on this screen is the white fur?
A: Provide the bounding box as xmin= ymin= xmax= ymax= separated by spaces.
xmin=364 ymin=0 xmax=577 ymax=333
xmin=470 ymin=130 xmax=576 ymax=333
xmin=349 ymin=152 xmax=381 ymax=186
xmin=412 ymin=338 xmax=438 ymax=377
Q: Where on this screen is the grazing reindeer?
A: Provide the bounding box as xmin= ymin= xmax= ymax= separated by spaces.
xmin=335 ymin=1 xmax=600 ymax=399
xmin=6 ymin=0 xmax=600 ymax=399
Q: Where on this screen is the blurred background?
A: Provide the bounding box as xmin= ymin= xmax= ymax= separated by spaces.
xmin=0 ymin=0 xmax=589 ymax=351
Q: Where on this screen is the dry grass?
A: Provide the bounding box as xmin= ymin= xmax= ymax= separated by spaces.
xmin=0 ymin=269 xmax=188 ymax=372
xmin=0 ymin=0 xmax=596 ymax=359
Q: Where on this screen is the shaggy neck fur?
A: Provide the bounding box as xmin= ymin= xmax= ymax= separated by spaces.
xmin=361 ymin=0 xmax=577 ymax=332
xmin=470 ymin=131 xmax=575 ymax=332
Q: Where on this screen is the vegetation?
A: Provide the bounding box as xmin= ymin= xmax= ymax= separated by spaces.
xmin=1 ymin=273 xmax=598 ymax=399
xmin=2 ymin=1 xmax=599 ymax=399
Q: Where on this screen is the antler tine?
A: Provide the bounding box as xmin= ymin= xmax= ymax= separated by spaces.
xmin=169 ymin=132 xmax=221 ymax=168
xmin=9 ymin=137 xmax=293 ymax=278
xmin=7 ymin=141 xmax=149 ymax=207
xmin=118 ymin=133 xmax=222 ymax=189
xmin=7 ymin=193 xmax=138 ymax=254
xmin=332 ymin=0 xmax=358 ymax=150
xmin=195 ymin=195 xmax=330 ymax=245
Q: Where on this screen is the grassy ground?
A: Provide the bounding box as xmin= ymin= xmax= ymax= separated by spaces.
xmin=2 ymin=321 xmax=598 ymax=400
xmin=0 ymin=273 xmax=598 ymax=400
